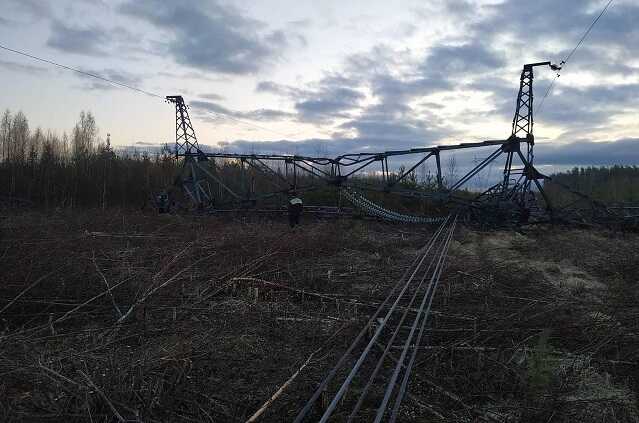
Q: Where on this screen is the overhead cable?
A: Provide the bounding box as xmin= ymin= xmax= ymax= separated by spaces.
xmin=0 ymin=43 xmax=298 ymax=138
xmin=536 ymin=0 xmax=614 ymax=114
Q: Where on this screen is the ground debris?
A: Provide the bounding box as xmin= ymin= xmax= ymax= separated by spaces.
xmin=1 ymin=211 xmax=638 ymax=422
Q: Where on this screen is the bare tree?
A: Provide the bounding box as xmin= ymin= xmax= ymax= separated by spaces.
xmin=72 ymin=111 xmax=98 ymax=160
xmin=11 ymin=111 xmax=29 ymax=164
xmin=1 ymin=109 xmax=11 ymax=162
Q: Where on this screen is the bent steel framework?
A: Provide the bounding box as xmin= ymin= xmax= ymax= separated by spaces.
xmin=167 ymin=62 xmax=564 ymax=221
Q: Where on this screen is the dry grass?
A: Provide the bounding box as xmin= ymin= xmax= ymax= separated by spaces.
xmin=1 ymin=211 xmax=638 ymax=422
xmin=0 ymin=210 xmax=427 ymax=422
xmin=397 ymin=225 xmax=639 ymax=422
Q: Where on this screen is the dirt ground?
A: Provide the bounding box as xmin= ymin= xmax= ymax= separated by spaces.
xmin=0 ymin=210 xmax=638 ymax=422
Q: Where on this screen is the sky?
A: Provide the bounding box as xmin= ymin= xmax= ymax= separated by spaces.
xmin=0 ymin=0 xmax=638 ymax=169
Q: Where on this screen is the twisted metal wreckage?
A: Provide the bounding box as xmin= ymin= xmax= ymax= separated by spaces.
xmin=163 ymin=62 xmax=637 ymax=226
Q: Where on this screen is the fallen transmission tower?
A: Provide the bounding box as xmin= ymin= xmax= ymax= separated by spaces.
xmin=164 ymin=61 xmax=631 ymax=225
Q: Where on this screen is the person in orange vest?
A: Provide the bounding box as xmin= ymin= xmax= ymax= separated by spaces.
xmin=288 ymin=194 xmax=303 ymax=227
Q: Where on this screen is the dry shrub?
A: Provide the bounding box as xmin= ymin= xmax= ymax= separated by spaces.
xmin=0 ymin=209 xmax=427 ymax=422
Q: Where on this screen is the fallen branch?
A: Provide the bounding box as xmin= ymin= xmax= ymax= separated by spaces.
xmin=54 ymin=276 xmax=134 ymax=325
xmin=117 ymin=252 xmax=216 ymax=325
xmin=92 ymin=251 xmax=122 ymax=318
xmin=245 ymin=323 xmax=348 ymax=422
xmin=78 ymin=370 xmax=125 ymax=423
xmin=231 ymin=276 xmax=338 ymax=302
xmin=0 ymin=270 xmax=57 ymax=315
xmin=245 ymin=348 xmax=320 ymax=423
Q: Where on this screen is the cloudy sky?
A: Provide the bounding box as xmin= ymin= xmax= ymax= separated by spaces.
xmin=0 ymin=0 xmax=638 ymax=167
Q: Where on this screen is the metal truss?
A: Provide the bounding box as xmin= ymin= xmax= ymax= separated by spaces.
xmin=166 ymin=62 xmax=563 ymax=222
xmin=166 ymin=95 xmax=212 ymax=207
xmin=166 ymin=96 xmax=200 ymax=157
xmin=499 ymin=62 xmax=561 ymax=213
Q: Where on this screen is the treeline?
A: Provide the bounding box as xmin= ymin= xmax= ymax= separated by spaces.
xmin=0 ymin=109 xmax=178 ymax=209
xmin=0 ymin=108 xmax=447 ymax=211
xmin=545 ymin=165 xmax=639 ymax=204
xmin=0 ymin=108 xmax=479 ymax=213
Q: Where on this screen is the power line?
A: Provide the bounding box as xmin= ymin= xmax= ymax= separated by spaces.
xmin=563 ymin=0 xmax=614 ymax=66
xmin=535 ymin=74 xmax=559 ymax=115
xmin=0 ymin=43 xmax=299 ymax=138
xmin=0 ymin=43 xmax=165 ymax=99
xmin=536 ymin=0 xmax=614 ymax=115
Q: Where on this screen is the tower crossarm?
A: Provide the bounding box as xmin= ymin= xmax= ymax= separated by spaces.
xmin=510 ymin=61 xmax=561 ymax=140
xmin=166 ymin=95 xmax=202 ymax=158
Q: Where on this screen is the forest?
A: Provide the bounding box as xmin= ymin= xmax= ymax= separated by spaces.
xmin=545 ymin=165 xmax=639 ymax=204
xmin=2 ymin=108 xmax=638 ymax=211
xmin=0 ymin=109 xmax=177 ymax=209
xmin=0 ymin=109 xmax=437 ymax=211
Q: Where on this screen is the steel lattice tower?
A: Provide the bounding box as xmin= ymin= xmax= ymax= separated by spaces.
xmin=166 ymin=95 xmax=200 ymax=157
xmin=166 ymin=95 xmax=211 ymax=207
xmin=512 ymin=63 xmax=535 ymax=161
xmin=501 ymin=61 xmax=559 ymax=211
xmin=161 ymin=62 xmax=560 ymax=219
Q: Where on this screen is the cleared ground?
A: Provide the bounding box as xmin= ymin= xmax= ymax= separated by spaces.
xmin=1 ymin=210 xmax=638 ymax=422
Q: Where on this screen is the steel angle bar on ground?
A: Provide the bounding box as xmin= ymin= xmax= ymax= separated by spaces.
xmin=345 ymin=221 xmax=449 ymax=422
xmin=373 ymin=215 xmax=458 ymax=423
xmin=388 ymin=216 xmax=459 ymax=423
xmin=293 ymin=216 xmax=451 ymax=423
xmin=316 ymin=218 xmax=454 ymax=423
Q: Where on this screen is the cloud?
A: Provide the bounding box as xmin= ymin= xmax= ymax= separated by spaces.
xmin=18 ymin=0 xmax=632 ymax=169
xmin=190 ymin=100 xmax=294 ymax=123
xmin=119 ymin=0 xmax=297 ymax=74
xmin=244 ymin=109 xmax=296 ymax=122
xmin=199 ymin=93 xmax=225 ymax=101
xmin=254 ymin=44 xmax=456 ymax=146
xmin=4 ymin=0 xmax=51 ymax=22
xmin=536 ymin=138 xmax=639 ymax=166
xmin=256 ymin=80 xmax=307 ymax=98
xmin=332 ymin=47 xmax=454 ymax=144
xmin=422 ymin=41 xmax=506 ymax=77
xmin=474 ymin=0 xmax=639 ymax=61
xmin=490 ymin=82 xmax=639 ymax=141
xmin=534 ymin=44 xmax=638 ymax=78
xmin=47 ymin=20 xmax=109 ymax=56
xmin=429 ymin=0 xmax=639 ymax=136
xmin=468 ymin=68 xmax=639 ymax=141
xmin=257 ymin=75 xmax=365 ymax=123
xmin=75 ymin=68 xmax=143 ymax=91
xmin=260 ymin=60 xmax=447 ymax=134
xmin=475 ymin=0 xmax=598 ymax=45
xmin=0 ymin=59 xmax=48 ymax=74
xmin=295 ymin=86 xmax=365 ymax=122
xmin=250 ymin=0 xmax=636 ymax=160
xmin=339 ymin=119 xmax=433 ymax=145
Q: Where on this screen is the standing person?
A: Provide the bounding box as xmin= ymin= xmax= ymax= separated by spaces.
xmin=288 ymin=194 xmax=303 ymax=227
xmin=157 ymin=191 xmax=169 ymax=214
